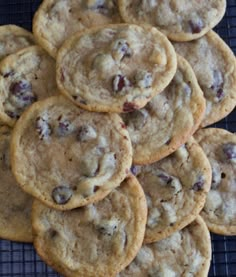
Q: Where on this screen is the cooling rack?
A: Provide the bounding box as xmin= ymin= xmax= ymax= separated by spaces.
xmin=0 ymin=0 xmax=235 ymax=276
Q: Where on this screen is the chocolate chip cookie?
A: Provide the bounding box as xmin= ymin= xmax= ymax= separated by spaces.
xmin=132 ymin=137 xmax=211 ymax=243
xmin=33 ymin=0 xmax=122 ymax=58
xmin=0 ymin=126 xmax=33 ymax=242
xmin=118 ymin=216 xmax=211 ymax=277
xmin=174 ymin=31 xmax=236 ymax=127
xmin=56 ymin=24 xmax=177 ymax=113
xmin=11 ymin=95 xmax=132 ymax=210
xmin=122 ymin=55 xmax=205 ymax=165
xmin=32 ymin=175 xmax=147 ymax=277
xmin=118 ymin=0 xmax=226 ymax=41
xmin=0 ymin=46 xmax=57 ymax=127
xmin=0 ymin=24 xmax=35 ymax=61
xmin=195 ymin=128 xmax=236 ymax=235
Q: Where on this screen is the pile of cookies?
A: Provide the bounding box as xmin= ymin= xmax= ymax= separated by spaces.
xmin=0 ymin=0 xmax=235 ymax=276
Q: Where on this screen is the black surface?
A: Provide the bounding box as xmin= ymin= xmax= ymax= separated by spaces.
xmin=0 ymin=0 xmax=235 ymax=276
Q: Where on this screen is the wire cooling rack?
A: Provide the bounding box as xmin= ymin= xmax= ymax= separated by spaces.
xmin=0 ymin=0 xmax=235 ymax=276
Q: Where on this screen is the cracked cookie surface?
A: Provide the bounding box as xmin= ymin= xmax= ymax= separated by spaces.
xmin=0 ymin=46 xmax=57 ymax=127
xmin=195 ymin=128 xmax=236 ymax=235
xmin=118 ymin=0 xmax=226 ymax=41
xmin=56 ymin=24 xmax=177 ymax=113
xmin=32 ymin=175 xmax=147 ymax=277
xmin=11 ymin=95 xmax=132 ymax=210
xmin=0 ymin=126 xmax=33 ymax=242
xmin=118 ymin=216 xmax=211 ymax=277
xmin=121 ymin=55 xmax=205 ymax=164
xmin=132 ymin=137 xmax=211 ymax=243
xmin=174 ymin=31 xmax=236 ymax=127
xmin=33 ymin=0 xmax=122 ymax=58
xmin=0 ymin=25 xmax=35 ymax=61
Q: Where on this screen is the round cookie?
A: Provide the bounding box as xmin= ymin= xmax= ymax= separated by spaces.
xmin=56 ymin=24 xmax=177 ymax=113
xmin=0 ymin=45 xmax=57 ymax=127
xmin=11 ymin=95 xmax=133 ymax=211
xmin=121 ymin=55 xmax=205 ymax=165
xmin=174 ymin=31 xmax=236 ymax=127
xmin=195 ymin=128 xmax=236 ymax=235
xmin=0 ymin=25 xmax=35 ymax=61
xmin=32 ymin=175 xmax=147 ymax=277
xmin=118 ymin=216 xmax=211 ymax=277
xmin=0 ymin=126 xmax=33 ymax=242
xmin=118 ymin=0 xmax=226 ymax=42
xmin=33 ymin=0 xmax=122 ymax=58
xmin=132 ymin=137 xmax=211 ymax=243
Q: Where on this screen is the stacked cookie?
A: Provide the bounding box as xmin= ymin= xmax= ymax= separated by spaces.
xmin=0 ymin=0 xmax=235 ymax=276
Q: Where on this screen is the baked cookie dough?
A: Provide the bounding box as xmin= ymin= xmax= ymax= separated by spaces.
xmin=0 ymin=126 xmax=33 ymax=242
xmin=132 ymin=137 xmax=211 ymax=243
xmin=121 ymin=55 xmax=205 ymax=165
xmin=11 ymin=95 xmax=133 ymax=210
xmin=174 ymin=31 xmax=236 ymax=127
xmin=56 ymin=24 xmax=177 ymax=113
xmin=0 ymin=46 xmax=57 ymax=127
xmin=32 ymin=175 xmax=147 ymax=277
xmin=118 ymin=0 xmax=226 ymax=41
xmin=0 ymin=24 xmax=34 ymax=61
xmin=33 ymin=0 xmax=122 ymax=58
xmin=118 ymin=216 xmax=211 ymax=277
xmin=195 ymin=128 xmax=236 ymax=235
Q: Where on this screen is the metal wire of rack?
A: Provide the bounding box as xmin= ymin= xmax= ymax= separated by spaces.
xmin=0 ymin=0 xmax=235 ymax=276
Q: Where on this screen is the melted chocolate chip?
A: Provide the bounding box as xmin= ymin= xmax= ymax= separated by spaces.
xmin=223 ymin=143 xmax=236 ymax=160
xmin=77 ymin=125 xmax=97 ymax=142
xmin=48 ymin=229 xmax=58 ymax=238
xmin=10 ymin=80 xmax=32 ymax=95
xmin=3 ymin=71 xmax=14 ymax=78
xmin=9 ymin=79 xmax=37 ymax=108
xmin=113 ymin=75 xmax=131 ymax=92
xmin=123 ymin=102 xmax=138 ymax=112
xmin=125 ymin=109 xmax=148 ymax=130
xmin=189 ymin=18 xmax=204 ymax=34
xmin=112 ymin=39 xmax=132 ymax=60
xmin=52 ymin=186 xmax=73 ymax=205
xmin=36 ymin=117 xmax=52 ymax=140
xmin=130 ymin=165 xmax=138 ymax=176
xmin=5 ymin=110 xmax=20 ymax=119
xmin=158 ymin=173 xmax=173 ymax=184
xmin=57 ymin=120 xmax=72 ymax=136
xmin=192 ymin=180 xmax=204 ymax=191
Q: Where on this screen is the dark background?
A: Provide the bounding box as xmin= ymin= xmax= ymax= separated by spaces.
xmin=0 ymin=0 xmax=235 ymax=276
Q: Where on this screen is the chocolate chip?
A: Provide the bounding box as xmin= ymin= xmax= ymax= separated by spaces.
xmin=130 ymin=165 xmax=138 ymax=176
xmin=112 ymin=39 xmax=132 ymax=61
xmin=48 ymin=229 xmax=58 ymax=238
xmin=211 ymin=70 xmax=223 ymax=90
xmin=113 ymin=75 xmax=131 ymax=92
xmin=9 ymin=79 xmax=37 ymax=108
xmin=158 ymin=173 xmax=173 ymax=184
xmin=77 ymin=125 xmax=97 ymax=142
xmin=36 ymin=116 xmax=52 ymax=140
xmin=96 ymin=219 xmax=118 ymax=236
xmin=123 ymin=102 xmax=138 ymax=112
xmin=10 ymin=80 xmax=32 ymax=95
xmin=189 ymin=18 xmax=204 ymax=34
xmin=124 ymin=109 xmax=148 ymax=130
xmin=210 ymin=70 xmax=224 ymax=101
xmin=3 ymin=71 xmax=14 ymax=78
xmin=56 ymin=120 xmax=73 ymax=137
xmin=223 ymin=143 xmax=236 ymax=161
xmin=221 ymin=172 xmax=226 ymax=179
xmin=5 ymin=110 xmax=20 ymax=119
xmin=52 ymin=186 xmax=73 ymax=205
xmin=192 ymin=180 xmax=204 ymax=191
